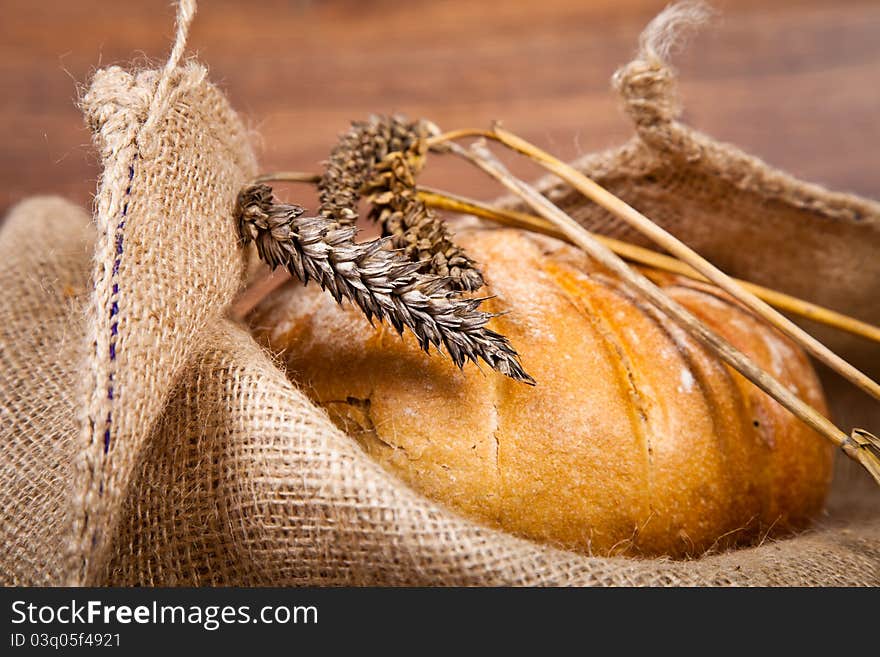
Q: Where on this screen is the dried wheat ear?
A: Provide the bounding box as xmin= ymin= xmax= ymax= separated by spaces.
xmin=235 ymin=115 xmax=533 ymax=385
xmin=320 ymin=114 xmax=484 ymax=290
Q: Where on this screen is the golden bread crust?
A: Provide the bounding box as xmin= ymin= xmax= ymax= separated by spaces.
xmin=250 ymin=228 xmax=833 ymax=557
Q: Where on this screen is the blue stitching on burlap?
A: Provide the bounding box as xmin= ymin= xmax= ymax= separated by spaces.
xmin=103 ymin=159 xmax=136 ymax=454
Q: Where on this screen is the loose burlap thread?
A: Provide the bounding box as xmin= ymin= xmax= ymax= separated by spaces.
xmin=1 ymin=2 xmax=877 ymax=586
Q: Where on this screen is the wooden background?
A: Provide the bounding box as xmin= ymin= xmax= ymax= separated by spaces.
xmin=1 ymin=0 xmax=879 ymax=218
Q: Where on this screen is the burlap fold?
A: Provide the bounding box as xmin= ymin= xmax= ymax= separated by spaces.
xmin=1 ymin=2 xmax=877 ymax=586
xmin=0 ymin=198 xmax=92 ymax=585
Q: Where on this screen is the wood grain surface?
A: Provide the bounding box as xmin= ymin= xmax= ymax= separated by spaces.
xmin=1 ymin=0 xmax=878 ymax=218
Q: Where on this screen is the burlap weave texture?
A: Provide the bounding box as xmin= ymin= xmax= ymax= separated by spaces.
xmin=1 ymin=2 xmax=877 ymax=586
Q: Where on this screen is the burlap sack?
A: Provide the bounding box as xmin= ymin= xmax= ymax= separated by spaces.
xmin=1 ymin=2 xmax=877 ymax=586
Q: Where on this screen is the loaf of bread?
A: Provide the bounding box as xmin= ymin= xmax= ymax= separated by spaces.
xmin=249 ymin=228 xmax=833 ymax=557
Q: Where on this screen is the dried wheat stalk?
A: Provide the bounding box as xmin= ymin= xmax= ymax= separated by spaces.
xmin=443 ymin=137 xmax=880 ymax=485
